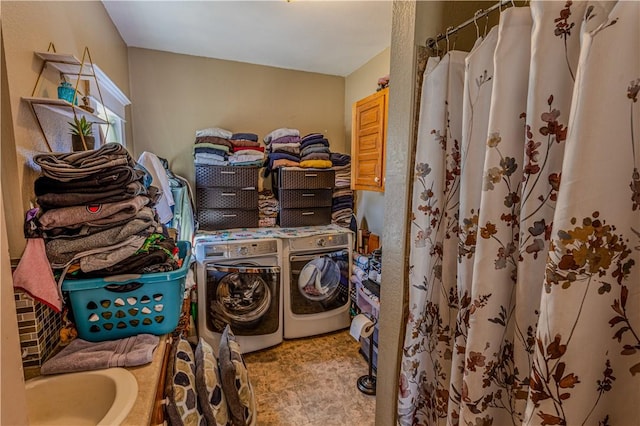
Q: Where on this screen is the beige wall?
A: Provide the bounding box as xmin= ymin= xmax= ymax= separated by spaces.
xmin=375 ymin=2 xmax=418 ymax=423
xmin=127 ymin=48 xmax=345 ymax=191
xmin=344 ymin=48 xmax=391 ymax=239
xmin=2 ymin=1 xmax=130 ymax=258
xmin=417 ymin=0 xmax=499 ymax=52
xmin=0 ymin=181 xmax=28 ymax=426
xmin=345 ymin=47 xmax=391 ymax=147
xmin=1 ymin=12 xmax=29 ymax=422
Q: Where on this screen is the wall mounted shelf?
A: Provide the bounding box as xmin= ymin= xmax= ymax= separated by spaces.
xmin=22 ymin=47 xmax=113 ymax=152
xmin=34 ymin=52 xmax=97 ymax=78
xmin=22 ymin=97 xmax=108 ymax=124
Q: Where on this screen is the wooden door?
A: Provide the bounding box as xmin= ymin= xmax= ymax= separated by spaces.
xmin=351 ymin=88 xmax=387 ymax=192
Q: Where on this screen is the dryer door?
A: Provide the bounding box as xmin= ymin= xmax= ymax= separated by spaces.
xmin=205 ymin=263 xmax=280 ymax=335
xmin=289 ymin=249 xmax=349 ymax=314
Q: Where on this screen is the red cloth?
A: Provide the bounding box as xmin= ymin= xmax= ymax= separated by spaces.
xmin=233 ymin=146 xmax=264 ymax=153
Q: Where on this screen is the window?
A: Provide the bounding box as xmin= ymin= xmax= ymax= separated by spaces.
xmin=92 ymin=99 xmax=125 ymax=145
xmin=84 ymin=65 xmax=131 ymax=147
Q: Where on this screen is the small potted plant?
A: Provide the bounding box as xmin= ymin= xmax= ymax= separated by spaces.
xmin=68 ymin=116 xmax=95 ymax=151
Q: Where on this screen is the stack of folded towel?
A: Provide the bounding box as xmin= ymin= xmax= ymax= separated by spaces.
xmin=194 ymin=128 xmax=265 ymax=167
xmin=350 ymin=253 xmax=370 ymax=316
xmin=193 ymin=127 xmax=233 ymax=166
xmin=228 ymin=133 xmax=265 ymax=167
xmin=299 ymin=133 xmax=332 ymax=169
xmin=263 ymin=128 xmax=301 ymax=176
xmin=29 ymin=143 xmax=181 ymax=280
xmin=258 ymin=190 xmax=278 ymax=227
xmin=353 ymin=253 xmax=370 ymax=273
xmin=330 ymin=153 xmax=354 ymax=228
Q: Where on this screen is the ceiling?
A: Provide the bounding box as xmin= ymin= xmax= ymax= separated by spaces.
xmin=102 ymin=0 xmax=393 ymax=77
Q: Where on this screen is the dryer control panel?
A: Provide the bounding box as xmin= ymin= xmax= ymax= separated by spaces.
xmin=287 ymin=232 xmax=350 ymax=252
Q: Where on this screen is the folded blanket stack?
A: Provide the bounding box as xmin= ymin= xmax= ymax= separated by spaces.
xmin=351 ymin=258 xmax=377 ymax=316
xmin=258 ymin=190 xmax=279 ymax=227
xmin=193 ymin=127 xmax=233 ymax=166
xmin=263 ymin=128 xmax=301 ymax=176
xmin=229 ymin=133 xmax=265 ymax=166
xmin=193 ymin=128 xmax=265 ymax=167
xmin=330 ymin=153 xmax=354 ymax=228
xmin=29 ymin=143 xmax=182 ymax=281
xmin=353 ymin=253 xmax=370 ymax=272
xmin=353 ymin=262 xmax=380 ymax=312
xmin=299 ymin=133 xmax=332 ymax=169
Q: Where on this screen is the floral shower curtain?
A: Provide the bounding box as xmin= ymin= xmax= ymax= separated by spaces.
xmin=398 ymin=1 xmax=639 ymax=425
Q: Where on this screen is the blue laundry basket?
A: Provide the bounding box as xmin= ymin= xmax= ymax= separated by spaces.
xmin=61 ymin=241 xmax=191 ymax=342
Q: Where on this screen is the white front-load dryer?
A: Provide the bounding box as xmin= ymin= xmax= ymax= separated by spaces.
xmin=195 ymin=237 xmax=282 ymax=354
xmin=282 ymin=231 xmax=352 ymax=338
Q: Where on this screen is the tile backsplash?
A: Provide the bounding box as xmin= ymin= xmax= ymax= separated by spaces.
xmin=14 ymin=290 xmax=62 ymax=368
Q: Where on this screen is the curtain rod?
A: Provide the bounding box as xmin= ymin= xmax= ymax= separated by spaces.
xmin=425 ymin=0 xmax=513 ymax=50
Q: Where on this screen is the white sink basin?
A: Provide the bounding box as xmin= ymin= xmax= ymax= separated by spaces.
xmin=25 ymin=368 xmax=138 ymax=426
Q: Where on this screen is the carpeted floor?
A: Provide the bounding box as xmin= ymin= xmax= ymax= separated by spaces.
xmin=243 ymin=329 xmax=376 ymax=426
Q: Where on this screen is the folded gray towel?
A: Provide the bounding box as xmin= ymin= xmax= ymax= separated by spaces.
xmin=41 ymin=334 xmax=159 ymax=375
xmin=34 ymin=143 xmax=136 ymax=182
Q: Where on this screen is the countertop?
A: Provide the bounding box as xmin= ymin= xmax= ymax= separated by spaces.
xmin=122 ymin=336 xmax=168 ymax=426
xmin=23 ymin=335 xmax=169 ymax=425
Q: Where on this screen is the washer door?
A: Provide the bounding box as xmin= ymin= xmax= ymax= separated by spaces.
xmin=206 ymin=263 xmax=279 ymax=334
xmin=217 ymin=265 xmax=271 ymax=322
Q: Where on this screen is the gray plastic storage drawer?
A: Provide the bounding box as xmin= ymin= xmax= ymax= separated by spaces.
xmin=277 ymin=188 xmax=333 ymax=209
xmin=197 ymin=209 xmax=259 ymax=230
xmin=278 ymin=207 xmax=332 ymax=227
xmin=275 ymin=168 xmax=335 ymax=190
xmin=196 ymin=187 xmax=258 ymax=209
xmin=195 ymin=165 xmax=259 ymax=188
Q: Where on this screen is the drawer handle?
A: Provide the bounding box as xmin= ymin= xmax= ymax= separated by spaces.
xmin=301 ymin=212 xmax=315 ymax=216
xmin=302 ymin=193 xmax=315 ymax=197
xmin=220 ymin=171 xmax=236 ymax=175
xmin=221 ymin=193 xmax=237 ymax=196
xmin=222 ymin=214 xmax=237 ymax=218
xmin=304 ymin=173 xmax=318 ymax=177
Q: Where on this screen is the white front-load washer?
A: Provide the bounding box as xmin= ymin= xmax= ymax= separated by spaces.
xmin=195 ymin=237 xmax=282 ymax=354
xmin=282 ymin=231 xmax=352 ymax=338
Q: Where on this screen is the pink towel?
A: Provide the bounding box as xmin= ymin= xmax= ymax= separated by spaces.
xmin=13 ymin=238 xmax=62 ymax=312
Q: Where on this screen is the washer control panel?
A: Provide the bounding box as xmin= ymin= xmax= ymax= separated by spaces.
xmin=198 ymin=239 xmax=279 ymax=260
